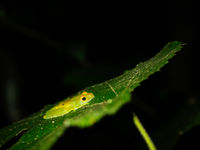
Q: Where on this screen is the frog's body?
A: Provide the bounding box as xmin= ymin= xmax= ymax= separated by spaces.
xmin=43 ymin=91 xmax=95 ymax=119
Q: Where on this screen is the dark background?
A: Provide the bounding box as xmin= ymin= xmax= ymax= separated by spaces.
xmin=0 ymin=0 xmax=198 ymax=149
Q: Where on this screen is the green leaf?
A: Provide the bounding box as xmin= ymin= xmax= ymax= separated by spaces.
xmin=0 ymin=41 xmax=183 ymax=150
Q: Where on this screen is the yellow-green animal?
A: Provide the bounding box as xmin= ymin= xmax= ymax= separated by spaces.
xmin=43 ymin=91 xmax=95 ymax=119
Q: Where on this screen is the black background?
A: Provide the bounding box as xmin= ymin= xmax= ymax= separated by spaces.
xmin=0 ymin=0 xmax=198 ymax=149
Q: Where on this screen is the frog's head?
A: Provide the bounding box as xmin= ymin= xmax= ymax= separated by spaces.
xmin=79 ymin=91 xmax=95 ymax=104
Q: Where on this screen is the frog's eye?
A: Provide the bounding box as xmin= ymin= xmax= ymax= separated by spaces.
xmin=80 ymin=95 xmax=87 ymax=101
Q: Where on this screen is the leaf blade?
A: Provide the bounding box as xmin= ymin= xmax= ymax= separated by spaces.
xmin=0 ymin=41 xmax=183 ymax=150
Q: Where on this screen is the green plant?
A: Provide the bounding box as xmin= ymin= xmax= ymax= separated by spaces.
xmin=133 ymin=113 xmax=157 ymax=150
xmin=0 ymin=41 xmax=183 ymax=150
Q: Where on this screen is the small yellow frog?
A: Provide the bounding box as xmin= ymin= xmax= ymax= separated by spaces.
xmin=43 ymin=91 xmax=95 ymax=119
